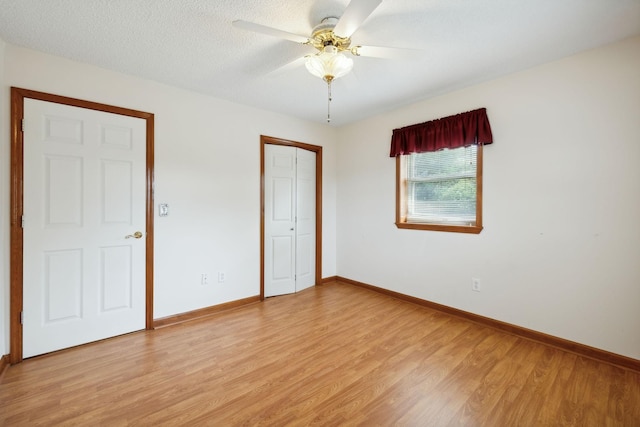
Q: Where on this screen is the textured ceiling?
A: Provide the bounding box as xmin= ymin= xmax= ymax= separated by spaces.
xmin=1 ymin=0 xmax=639 ymax=126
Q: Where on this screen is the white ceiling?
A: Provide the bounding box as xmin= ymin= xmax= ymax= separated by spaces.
xmin=1 ymin=0 xmax=639 ymax=126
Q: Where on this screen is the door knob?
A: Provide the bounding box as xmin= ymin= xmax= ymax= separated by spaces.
xmin=125 ymin=231 xmax=143 ymax=239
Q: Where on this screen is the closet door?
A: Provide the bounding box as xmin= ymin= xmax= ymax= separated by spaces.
xmin=264 ymin=145 xmax=316 ymax=297
xmin=294 ymin=147 xmax=316 ymax=292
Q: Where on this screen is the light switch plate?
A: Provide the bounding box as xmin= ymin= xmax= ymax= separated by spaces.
xmin=159 ymin=203 xmax=169 ymax=217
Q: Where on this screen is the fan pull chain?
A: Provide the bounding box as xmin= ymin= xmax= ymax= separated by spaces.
xmin=327 ymin=80 xmax=332 ymax=123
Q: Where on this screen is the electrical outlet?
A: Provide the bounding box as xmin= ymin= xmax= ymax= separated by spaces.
xmin=201 ymin=274 xmax=208 ymax=286
xmin=218 ymin=272 xmax=225 ymax=283
xmin=472 ymin=277 xmax=481 ymax=292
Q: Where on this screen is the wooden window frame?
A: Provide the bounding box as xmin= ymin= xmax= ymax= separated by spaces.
xmin=395 ymin=144 xmax=483 ymax=234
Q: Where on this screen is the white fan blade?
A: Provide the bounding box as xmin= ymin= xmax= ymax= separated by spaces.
xmin=333 ymin=0 xmax=383 ymax=38
xmin=267 ymin=56 xmax=308 ymax=77
xmin=353 ymin=45 xmax=422 ymax=59
xmin=232 ymin=20 xmax=309 ymax=44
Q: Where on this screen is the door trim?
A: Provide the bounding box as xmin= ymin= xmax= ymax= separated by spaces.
xmin=260 ymin=135 xmax=322 ymax=300
xmin=9 ymin=87 xmax=155 ymax=364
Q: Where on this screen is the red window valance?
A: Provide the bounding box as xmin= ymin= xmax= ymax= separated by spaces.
xmin=389 ymin=108 xmax=493 ymax=157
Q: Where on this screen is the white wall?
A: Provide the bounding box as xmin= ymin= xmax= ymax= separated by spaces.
xmin=0 ymin=44 xmax=338 ymax=352
xmin=337 ymin=36 xmax=640 ymax=359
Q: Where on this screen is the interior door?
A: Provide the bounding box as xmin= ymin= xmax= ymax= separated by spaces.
xmin=264 ymin=144 xmax=316 ymax=297
xmin=22 ymin=98 xmax=147 ymax=358
xmin=294 ymin=148 xmax=316 ymax=292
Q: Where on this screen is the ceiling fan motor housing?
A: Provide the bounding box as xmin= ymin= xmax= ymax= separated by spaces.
xmin=310 ymin=17 xmax=352 ymax=51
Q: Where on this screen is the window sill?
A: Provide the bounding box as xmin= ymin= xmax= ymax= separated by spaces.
xmin=395 ymin=222 xmax=483 ymax=234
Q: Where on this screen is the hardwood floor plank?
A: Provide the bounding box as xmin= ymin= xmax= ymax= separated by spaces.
xmin=623 ymin=369 xmax=640 ymax=426
xmin=532 ymin=350 xmax=578 ymax=425
xmin=558 ymin=356 xmax=606 ymax=425
xmin=1 ymin=282 xmax=639 ymax=426
xmin=497 ymin=346 xmax=567 ymax=425
xmin=328 ymin=316 xmax=469 ymax=425
xmin=391 ymin=328 xmax=515 ymax=426
xmin=445 ymin=334 xmax=527 ymax=426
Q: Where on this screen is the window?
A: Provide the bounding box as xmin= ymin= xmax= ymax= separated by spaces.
xmin=390 ymin=108 xmax=492 ymax=233
xmin=396 ymin=144 xmax=483 ymax=233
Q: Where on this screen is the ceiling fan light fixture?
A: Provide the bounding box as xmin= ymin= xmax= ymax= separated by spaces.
xmin=305 ymin=45 xmax=354 ymax=82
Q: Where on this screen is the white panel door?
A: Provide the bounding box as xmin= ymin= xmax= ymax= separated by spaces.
xmin=264 ymin=145 xmax=316 ymax=297
xmin=294 ymin=148 xmax=316 ymax=292
xmin=264 ymin=145 xmax=296 ymax=297
xmin=22 ymin=98 xmax=146 ymax=358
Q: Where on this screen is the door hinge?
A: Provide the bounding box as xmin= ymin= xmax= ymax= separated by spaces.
xmin=22 ymin=119 xmax=25 ymax=132
xmin=20 ymin=311 xmax=23 ymax=324
xmin=21 ymin=215 xmax=25 ymax=228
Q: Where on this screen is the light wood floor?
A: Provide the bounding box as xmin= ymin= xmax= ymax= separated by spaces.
xmin=1 ymin=281 xmax=639 ymax=426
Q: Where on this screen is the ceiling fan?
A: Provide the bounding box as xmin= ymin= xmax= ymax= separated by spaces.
xmin=233 ymin=0 xmax=417 ymax=122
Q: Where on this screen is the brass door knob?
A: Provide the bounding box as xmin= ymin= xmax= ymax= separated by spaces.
xmin=125 ymin=231 xmax=143 ymax=239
